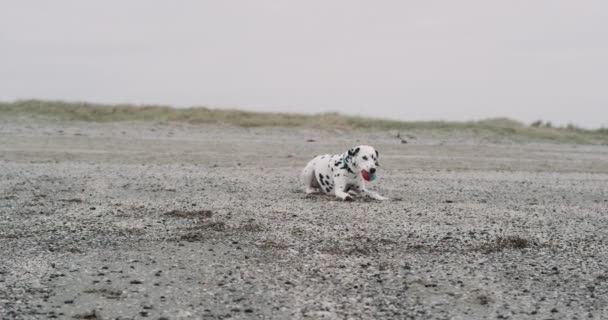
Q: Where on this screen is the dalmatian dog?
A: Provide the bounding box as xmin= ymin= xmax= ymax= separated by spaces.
xmin=301 ymin=145 xmax=388 ymax=201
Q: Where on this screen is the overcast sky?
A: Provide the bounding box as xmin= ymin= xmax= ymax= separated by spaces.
xmin=1 ymin=1 xmax=607 ymax=128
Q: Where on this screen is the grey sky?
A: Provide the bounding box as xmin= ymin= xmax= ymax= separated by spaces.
xmin=1 ymin=1 xmax=607 ymax=128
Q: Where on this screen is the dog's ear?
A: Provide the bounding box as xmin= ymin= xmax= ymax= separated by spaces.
xmin=348 ymin=147 xmax=360 ymax=156
xmin=375 ymin=150 xmax=379 ymax=158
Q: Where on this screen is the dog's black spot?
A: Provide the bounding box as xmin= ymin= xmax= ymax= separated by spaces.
xmin=331 ymin=168 xmax=333 ymax=172
xmin=325 ymin=187 xmax=331 ymax=193
xmin=335 ymin=173 xmax=340 ymax=177
xmin=325 ymin=174 xmax=330 ymax=180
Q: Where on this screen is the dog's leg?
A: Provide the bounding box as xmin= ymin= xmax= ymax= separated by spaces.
xmin=335 ymin=188 xmax=354 ymax=201
xmin=301 ymin=160 xmax=319 ymax=194
xmin=360 ymin=186 xmax=388 ymax=201
xmin=334 ymin=181 xmax=354 ymax=201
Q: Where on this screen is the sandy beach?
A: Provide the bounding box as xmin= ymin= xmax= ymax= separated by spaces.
xmin=1 ymin=116 xmax=608 ymax=319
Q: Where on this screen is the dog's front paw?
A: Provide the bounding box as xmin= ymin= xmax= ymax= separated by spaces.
xmin=337 ymin=194 xmax=354 ymax=201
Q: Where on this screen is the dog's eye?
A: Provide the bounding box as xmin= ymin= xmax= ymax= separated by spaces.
xmin=362 ymin=156 xmax=368 ymax=160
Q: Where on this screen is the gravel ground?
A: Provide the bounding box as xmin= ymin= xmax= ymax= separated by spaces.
xmin=1 ymin=118 xmax=608 ymax=319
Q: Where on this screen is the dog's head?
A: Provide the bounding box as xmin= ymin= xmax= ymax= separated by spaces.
xmin=348 ymin=145 xmax=380 ymax=181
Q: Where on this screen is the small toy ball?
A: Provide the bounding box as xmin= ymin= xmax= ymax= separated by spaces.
xmin=361 ymin=169 xmax=376 ymax=182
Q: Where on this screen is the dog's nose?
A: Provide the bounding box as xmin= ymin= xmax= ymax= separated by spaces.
xmin=369 ymin=168 xmax=376 ymax=174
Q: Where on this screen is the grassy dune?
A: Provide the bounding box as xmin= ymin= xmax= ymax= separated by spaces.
xmin=1 ymin=99 xmax=607 ymax=144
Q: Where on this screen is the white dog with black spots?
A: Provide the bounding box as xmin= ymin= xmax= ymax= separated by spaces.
xmin=301 ymin=145 xmax=388 ymax=201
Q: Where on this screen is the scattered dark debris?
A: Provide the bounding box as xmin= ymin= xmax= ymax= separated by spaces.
xmin=81 ymin=287 xmax=121 ymax=300
xmin=178 ymin=221 xmax=227 ymax=241
xmin=306 ymin=139 xmax=316 ymax=142
xmin=236 ymin=221 xmax=265 ymax=232
xmin=66 ymin=247 xmax=83 ymax=254
xmin=72 ymin=310 xmax=101 ymax=319
xmin=407 ymin=244 xmax=427 ymax=251
xmin=290 ymin=227 xmax=305 ymax=236
xmin=444 ymin=200 xmax=455 ymax=203
xmin=164 ymin=209 xmax=213 ymax=219
xmin=478 ymin=236 xmax=531 ymax=253
xmin=59 ymin=198 xmax=83 ymax=203
xmin=256 ymin=240 xmax=289 ymax=250
xmin=378 ymin=238 xmax=398 ymax=245
xmin=196 ymin=221 xmax=227 ymax=231
xmin=477 ymin=295 xmax=491 ymax=305
xmin=179 ymin=219 xmax=266 ymax=242
xmin=179 ymin=232 xmax=206 ymax=242
xmin=123 ymin=228 xmax=146 ymax=236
